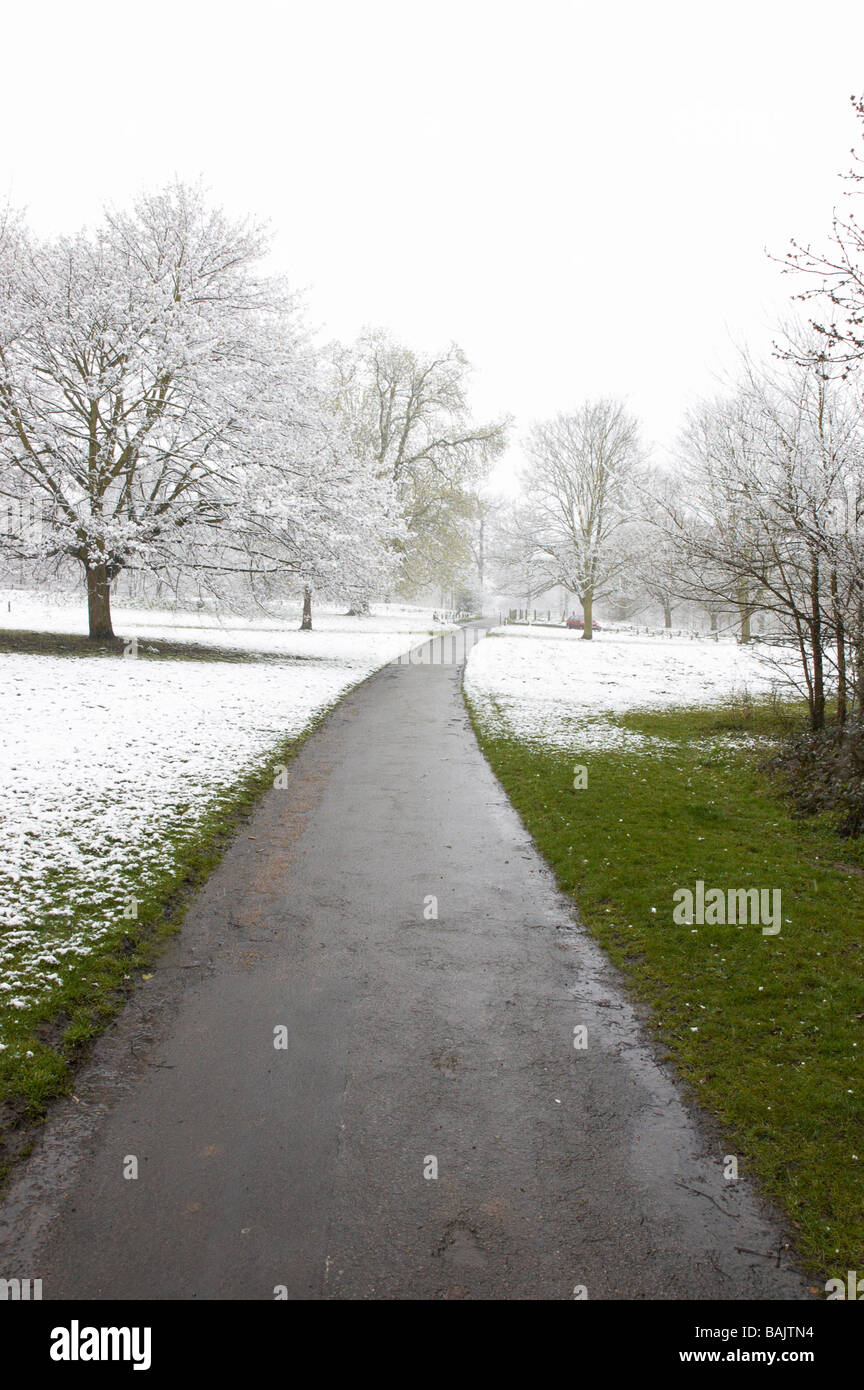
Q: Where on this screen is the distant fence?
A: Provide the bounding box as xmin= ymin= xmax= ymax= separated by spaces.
xmin=505 ymin=609 xmax=554 ymax=623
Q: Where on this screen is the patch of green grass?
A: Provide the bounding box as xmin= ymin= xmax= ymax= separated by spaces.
xmin=466 ymin=695 xmax=864 ymax=1284
xmin=0 ymin=705 xmax=333 ymax=1186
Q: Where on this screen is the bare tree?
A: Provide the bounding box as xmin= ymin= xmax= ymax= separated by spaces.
xmin=783 ymin=96 xmax=864 ymax=371
xmin=521 ymin=399 xmax=643 ymax=638
xmin=670 ymin=344 xmax=864 ymax=729
xmin=465 ymin=489 xmax=503 ymax=602
xmin=486 ymin=500 xmax=550 ymax=616
xmin=632 ymin=466 xmax=688 ymax=628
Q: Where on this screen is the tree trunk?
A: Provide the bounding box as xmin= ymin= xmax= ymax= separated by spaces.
xmin=85 ymin=562 xmax=115 ymax=640
xmin=663 ymin=599 xmax=672 ymax=629
xmin=300 ymin=585 xmax=313 ymax=631
xmin=837 ymin=618 xmax=848 ymax=727
xmin=809 ymin=550 xmax=825 ymax=731
xmin=739 ymin=608 xmax=751 ymax=644
xmin=736 ymin=578 xmax=752 ymax=644
xmin=830 ymin=568 xmax=847 ymax=727
xmin=855 ymin=593 xmax=864 ymax=716
xmin=581 ymin=591 xmax=593 ymax=640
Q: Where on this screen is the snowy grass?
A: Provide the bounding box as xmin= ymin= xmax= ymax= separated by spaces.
xmin=465 ymin=626 xmax=801 ymax=751
xmin=0 ymin=598 xmax=448 ymax=1141
xmin=0 ymin=590 xmax=448 ymax=660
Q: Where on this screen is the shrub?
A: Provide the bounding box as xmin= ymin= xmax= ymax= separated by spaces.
xmin=768 ymin=720 xmax=864 ymax=837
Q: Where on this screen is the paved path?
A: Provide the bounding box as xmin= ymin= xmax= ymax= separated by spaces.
xmin=0 ymin=631 xmax=809 ymax=1299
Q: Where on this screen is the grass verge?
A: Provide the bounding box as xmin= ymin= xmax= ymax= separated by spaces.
xmin=466 ymin=693 xmax=864 ymax=1285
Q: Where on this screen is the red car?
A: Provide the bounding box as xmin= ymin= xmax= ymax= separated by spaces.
xmin=566 ymin=617 xmax=601 ymax=630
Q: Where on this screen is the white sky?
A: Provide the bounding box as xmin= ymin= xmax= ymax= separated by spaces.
xmin=4 ymin=0 xmax=864 ymax=486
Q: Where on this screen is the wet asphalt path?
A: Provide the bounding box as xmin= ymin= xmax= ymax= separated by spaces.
xmin=0 ymin=629 xmax=809 ymax=1299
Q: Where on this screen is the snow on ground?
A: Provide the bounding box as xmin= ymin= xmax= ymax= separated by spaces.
xmin=0 ymin=599 xmax=447 ymax=1028
xmin=464 ymin=626 xmax=800 ymax=752
xmin=0 ymin=590 xmax=450 ymax=664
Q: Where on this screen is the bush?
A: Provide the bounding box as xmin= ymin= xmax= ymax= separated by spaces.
xmin=768 ymin=720 xmax=864 ymax=837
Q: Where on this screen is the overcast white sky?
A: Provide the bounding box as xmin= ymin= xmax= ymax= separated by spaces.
xmin=5 ymin=0 xmax=864 ymax=485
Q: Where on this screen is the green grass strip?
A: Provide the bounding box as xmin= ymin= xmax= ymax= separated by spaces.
xmin=466 ymin=694 xmax=864 ymax=1284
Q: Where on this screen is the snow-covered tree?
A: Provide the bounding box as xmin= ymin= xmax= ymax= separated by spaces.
xmin=672 ymin=343 xmax=864 ymax=728
xmin=486 ymin=499 xmax=551 ymax=614
xmin=231 ymin=385 xmax=404 ymax=629
xmin=329 ymin=329 xmax=508 ymax=600
xmin=520 ymin=399 xmax=644 ymax=638
xmin=0 ymin=183 xmax=372 ymax=638
xmin=631 ymin=466 xmax=688 ymax=628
